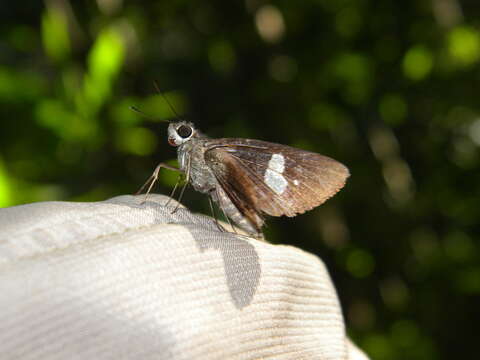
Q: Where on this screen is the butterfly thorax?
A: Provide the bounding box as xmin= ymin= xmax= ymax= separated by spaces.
xmin=176 ymin=134 xmax=262 ymax=236
xmin=177 ymin=136 xmax=219 ymax=195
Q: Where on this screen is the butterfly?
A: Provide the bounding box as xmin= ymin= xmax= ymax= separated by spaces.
xmin=138 ymin=121 xmax=349 ymax=238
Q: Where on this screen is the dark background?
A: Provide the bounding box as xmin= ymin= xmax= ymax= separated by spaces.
xmin=1 ymin=1 xmax=479 ymax=358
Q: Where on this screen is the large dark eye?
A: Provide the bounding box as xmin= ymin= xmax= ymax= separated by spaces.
xmin=177 ymin=125 xmax=193 ymax=138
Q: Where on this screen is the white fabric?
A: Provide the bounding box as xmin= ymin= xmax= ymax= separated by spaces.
xmin=0 ymin=194 xmax=369 ymax=360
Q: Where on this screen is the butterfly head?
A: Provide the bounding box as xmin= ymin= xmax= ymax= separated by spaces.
xmin=168 ymin=121 xmax=197 ymax=147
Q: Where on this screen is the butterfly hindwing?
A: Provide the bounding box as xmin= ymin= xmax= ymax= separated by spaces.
xmin=207 ymin=150 xmax=265 ymax=232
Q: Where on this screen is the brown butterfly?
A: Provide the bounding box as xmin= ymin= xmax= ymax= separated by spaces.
xmin=138 ymin=121 xmax=349 ymax=237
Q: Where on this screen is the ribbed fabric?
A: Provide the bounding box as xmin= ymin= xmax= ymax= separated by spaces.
xmin=0 ymin=195 xmax=369 ymax=360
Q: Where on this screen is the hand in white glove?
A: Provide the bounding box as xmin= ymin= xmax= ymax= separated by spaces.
xmin=0 ymin=194 xmax=368 ymax=360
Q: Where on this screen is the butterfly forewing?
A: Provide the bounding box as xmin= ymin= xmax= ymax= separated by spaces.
xmin=204 ymin=139 xmax=349 ymax=220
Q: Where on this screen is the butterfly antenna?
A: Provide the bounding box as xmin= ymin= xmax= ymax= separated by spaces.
xmin=129 ymin=106 xmax=169 ymax=123
xmin=153 ymin=81 xmax=182 ymax=119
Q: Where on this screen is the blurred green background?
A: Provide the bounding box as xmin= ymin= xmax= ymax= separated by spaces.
xmin=1 ymin=0 xmax=479 ymax=358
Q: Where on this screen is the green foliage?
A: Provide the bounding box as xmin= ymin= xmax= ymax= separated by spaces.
xmin=0 ymin=158 xmax=11 ymax=207
xmin=42 ymin=6 xmax=71 ymax=62
xmin=1 ymin=2 xmax=479 ymax=359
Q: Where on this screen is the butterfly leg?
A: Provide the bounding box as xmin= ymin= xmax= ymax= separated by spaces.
xmin=220 ymin=207 xmax=236 ymax=234
xmin=220 ymin=198 xmax=238 ymax=234
xmin=171 ymin=155 xmax=191 ymax=214
xmin=136 ymin=163 xmax=182 ymax=204
xmin=209 ymin=188 xmax=238 ymax=234
xmin=213 ymin=188 xmax=240 ymax=234
xmin=164 ymin=179 xmax=180 ymax=207
xmin=208 ymin=196 xmax=227 ymax=233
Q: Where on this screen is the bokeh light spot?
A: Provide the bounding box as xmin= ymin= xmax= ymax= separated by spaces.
xmin=255 ymin=5 xmax=285 ymax=43
xmin=380 ymin=277 xmax=409 ymax=310
xmin=348 ymin=300 xmax=375 ymax=330
xmin=403 ymin=45 xmax=433 ymax=81
xmin=333 ymin=52 xmax=373 ymax=104
xmin=346 ymin=248 xmax=375 ymax=278
xmin=448 ymin=26 xmax=480 ymax=67
xmin=97 ymin=0 xmax=123 ymax=15
xmin=468 ymin=118 xmax=480 ymax=146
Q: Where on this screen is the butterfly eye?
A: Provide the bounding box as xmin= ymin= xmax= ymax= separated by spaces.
xmin=177 ymin=125 xmax=193 ymax=138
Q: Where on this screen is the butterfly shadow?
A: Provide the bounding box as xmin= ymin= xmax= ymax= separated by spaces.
xmin=137 ymin=195 xmax=262 ymax=310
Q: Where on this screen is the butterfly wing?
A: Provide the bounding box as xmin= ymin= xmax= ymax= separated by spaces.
xmin=204 ymin=138 xmax=349 ymax=222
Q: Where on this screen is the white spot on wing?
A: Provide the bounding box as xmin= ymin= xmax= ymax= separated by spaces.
xmin=268 ymin=153 xmax=285 ymax=173
xmin=293 ymin=179 xmax=299 ymax=186
xmin=265 ymin=170 xmax=288 ymax=194
xmin=264 ymin=153 xmax=287 ymax=195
